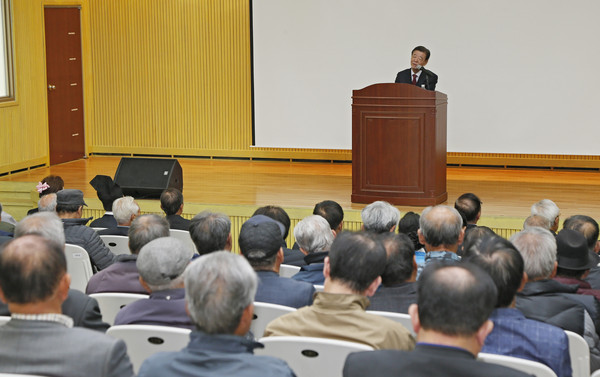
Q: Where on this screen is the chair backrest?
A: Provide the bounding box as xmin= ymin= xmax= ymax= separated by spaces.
xmin=279 ymin=264 xmax=301 ymax=278
xmin=99 ymin=235 xmax=131 ymax=255
xmin=478 ymin=352 xmax=558 ymax=377
xmin=592 ymin=369 xmax=600 ymax=377
xmin=0 ymin=374 xmax=48 ymax=377
xmin=89 ymin=292 xmax=149 ymax=325
xmin=64 ymin=244 xmax=94 ymax=292
xmin=0 ymin=316 xmax=11 ymax=325
xmin=565 ymin=330 xmax=590 ymax=377
xmin=169 ymin=229 xmax=198 ymax=254
xmin=251 ymin=302 xmax=296 ymax=339
xmin=107 ymin=324 xmax=191 ymax=374
xmin=313 ymin=285 xmax=324 ymax=292
xmin=92 ymin=227 xmax=107 ymax=232
xmin=366 ymin=310 xmax=414 ymax=336
xmin=256 ymin=336 xmax=373 ymax=377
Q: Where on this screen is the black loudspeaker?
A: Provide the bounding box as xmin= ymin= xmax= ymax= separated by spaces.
xmin=114 ymin=158 xmax=183 ymax=199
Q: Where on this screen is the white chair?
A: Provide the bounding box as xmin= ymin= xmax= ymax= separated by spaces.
xmin=89 ymin=292 xmax=149 ymax=326
xmin=251 ymin=302 xmax=296 ymax=339
xmin=256 ymin=336 xmax=373 ymax=377
xmin=592 ymin=369 xmax=600 ymax=377
xmin=565 ymin=330 xmax=590 ymax=377
xmin=313 ymin=285 xmax=324 ymax=292
xmin=169 ymin=229 xmax=198 ymax=254
xmin=64 ymin=244 xmax=94 ymax=292
xmin=0 ymin=316 xmax=10 ymax=325
xmin=279 ymin=264 xmax=301 ymax=278
xmin=99 ymin=235 xmax=131 ymax=255
xmin=107 ymin=324 xmax=191 ymax=374
xmin=478 ymin=352 xmax=557 ymax=377
xmin=367 ymin=310 xmax=414 ymax=336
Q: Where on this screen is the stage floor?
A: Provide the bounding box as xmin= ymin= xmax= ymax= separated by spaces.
xmin=3 ymin=156 xmax=600 ymax=223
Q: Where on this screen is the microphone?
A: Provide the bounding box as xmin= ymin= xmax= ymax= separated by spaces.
xmin=416 ymin=65 xmax=430 ymax=90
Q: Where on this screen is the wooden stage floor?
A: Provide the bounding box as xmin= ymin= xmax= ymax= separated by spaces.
xmin=3 ymin=156 xmax=600 ymax=223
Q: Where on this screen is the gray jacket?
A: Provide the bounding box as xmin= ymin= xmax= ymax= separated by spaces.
xmin=63 ymin=217 xmax=116 ymax=270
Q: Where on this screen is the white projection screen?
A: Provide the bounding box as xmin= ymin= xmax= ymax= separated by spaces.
xmin=251 ymin=0 xmax=600 ymax=154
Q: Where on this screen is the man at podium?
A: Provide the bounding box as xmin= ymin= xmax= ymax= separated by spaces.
xmin=395 ymin=46 xmax=438 ymax=91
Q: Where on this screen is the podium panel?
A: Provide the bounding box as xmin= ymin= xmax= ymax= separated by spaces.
xmin=351 ymin=84 xmax=447 ymax=205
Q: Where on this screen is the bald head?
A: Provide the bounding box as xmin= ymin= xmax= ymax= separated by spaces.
xmin=419 ymin=205 xmax=463 ymax=249
xmin=38 ymin=193 xmax=57 ymax=212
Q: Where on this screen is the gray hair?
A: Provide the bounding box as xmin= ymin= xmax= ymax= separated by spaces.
xmin=510 ymin=227 xmax=557 ymax=280
xmin=419 ymin=205 xmax=463 ymax=247
xmin=184 ymin=251 xmax=257 ymax=334
xmin=14 ymin=212 xmax=65 ymax=246
xmin=112 ymin=196 xmax=139 ymax=225
xmin=189 ymin=211 xmax=231 ymax=255
xmin=128 ymin=214 xmax=170 ymax=254
xmin=361 ymin=201 xmax=401 ymax=233
xmin=38 ymin=193 xmax=57 ymax=212
xmin=523 ymin=214 xmax=551 ymax=230
xmin=294 ymin=215 xmax=334 ymax=253
xmin=137 ymin=237 xmax=193 ymax=291
xmin=531 ymin=199 xmax=560 ymax=224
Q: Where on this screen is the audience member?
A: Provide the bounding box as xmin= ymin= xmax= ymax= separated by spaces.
xmin=98 ymin=196 xmax=140 ymax=236
xmin=160 ymin=188 xmax=191 ymax=230
xmin=454 ymin=192 xmax=482 ymax=229
xmin=137 ymin=252 xmax=295 ymax=377
xmin=38 ymin=192 xmax=57 ymax=212
xmin=253 ymin=205 xmax=299 ymax=264
xmin=0 ymin=204 xmax=17 ymax=225
xmin=291 ymin=214 xmax=334 ymax=285
xmin=460 ymin=226 xmax=496 ymax=258
xmin=343 ymin=262 xmax=530 ymax=377
xmin=114 ymin=237 xmax=194 ymax=329
xmin=238 ymin=216 xmax=315 ymax=308
xmin=313 ymin=199 xmax=344 ymax=235
xmin=56 ymin=189 xmax=115 ymax=271
xmin=189 ymin=210 xmax=232 ymax=255
xmin=368 ymin=233 xmax=417 ymax=313
xmin=361 ymin=200 xmax=400 ymax=233
xmin=264 ymin=231 xmax=415 ymax=350
xmin=0 ymin=212 xmax=109 ymax=332
xmin=512 ymin=227 xmax=600 ymax=370
xmin=531 ymin=199 xmax=560 ymax=234
xmin=554 ymin=229 xmax=600 ymax=300
xmin=86 ymin=214 xmax=170 ymax=294
xmin=89 ymin=175 xmax=124 ymax=228
xmin=523 ymin=214 xmax=552 ymax=230
xmin=27 ymin=175 xmax=64 ymax=215
xmin=0 ymin=203 xmax=14 ymax=234
xmin=467 ymin=236 xmax=572 ymax=377
xmin=0 ymin=235 xmax=134 ymax=376
xmin=563 ymin=215 xmax=600 ymax=289
xmin=397 ymin=211 xmax=424 ymax=251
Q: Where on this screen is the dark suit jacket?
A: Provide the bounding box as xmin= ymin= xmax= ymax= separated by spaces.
xmin=255 ymin=270 xmax=315 ymax=309
xmin=0 ymin=289 xmax=109 ymax=332
xmin=395 ymin=68 xmax=438 ymax=91
xmin=344 ymin=344 xmax=533 ymax=377
xmin=85 ymin=255 xmax=147 ymax=294
xmin=283 ymin=247 xmax=307 ymax=266
xmin=98 ymin=226 xmax=130 ymax=236
xmin=368 ymin=282 xmax=417 ymax=314
xmin=166 ymin=214 xmax=191 ymax=230
xmin=90 ymin=213 xmax=118 ymax=228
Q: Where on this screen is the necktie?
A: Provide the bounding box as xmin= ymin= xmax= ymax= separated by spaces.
xmin=412 ymin=74 xmax=417 ymax=85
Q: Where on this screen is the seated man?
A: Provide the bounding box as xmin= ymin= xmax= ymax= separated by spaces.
xmin=264 ymin=231 xmax=415 ymax=350
xmin=344 ymin=263 xmax=531 ymax=377
xmin=0 ymin=203 xmax=15 ymax=234
xmin=467 ymin=236 xmax=572 ymax=377
xmin=189 ymin=210 xmax=232 ymax=255
xmin=238 ymin=216 xmax=315 ymax=308
xmin=160 ymin=188 xmax=191 ymax=230
xmin=89 ymin=175 xmax=123 ymax=228
xmin=454 ymin=193 xmax=482 ymax=230
xmin=361 ymin=200 xmax=400 ymax=234
xmin=114 ymin=237 xmax=194 ymax=329
xmin=98 ymin=196 xmax=140 ymax=236
xmin=291 ymin=215 xmax=334 ymax=285
xmin=368 ymin=233 xmax=417 ymax=313
xmin=253 ymin=205 xmax=299 ymax=265
xmin=0 ymin=235 xmax=134 ymax=377
xmin=86 ymin=214 xmax=170 ymax=294
xmin=137 ymin=251 xmax=295 ymax=377
xmin=531 ymin=199 xmax=560 ymax=234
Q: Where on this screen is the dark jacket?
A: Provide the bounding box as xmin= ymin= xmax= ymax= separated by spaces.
xmin=90 ymin=213 xmax=118 ymax=228
xmin=368 ymin=282 xmax=417 ymax=314
xmin=62 ymin=217 xmax=116 ymax=271
xmin=165 ymin=214 xmax=191 ymax=231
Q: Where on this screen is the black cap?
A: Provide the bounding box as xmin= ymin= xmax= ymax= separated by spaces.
xmin=556 ymin=228 xmax=600 ymax=270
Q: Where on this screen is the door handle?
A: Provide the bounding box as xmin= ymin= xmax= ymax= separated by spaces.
xmin=48 ymin=84 xmax=56 ymax=90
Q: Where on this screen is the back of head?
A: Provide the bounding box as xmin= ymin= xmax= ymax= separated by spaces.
xmin=461 ymin=226 xmax=496 ymax=259
xmin=239 ymin=220 xmax=282 ymax=269
xmin=523 ymin=214 xmax=551 ymax=230
xmin=38 ymin=193 xmax=57 ymax=212
xmin=419 ymin=205 xmax=463 ymax=247
xmin=397 ymin=211 xmax=423 ymax=251
xmin=0 ymin=235 xmax=66 ymax=304
xmin=564 ymin=215 xmax=599 ymax=252
xmin=160 ymin=188 xmax=184 ymax=216
xmin=137 ymin=237 xmax=193 ymax=291
xmin=128 ymin=214 xmax=170 ymax=254
xmin=454 ymin=193 xmax=482 ymax=223
xmin=378 ymin=232 xmax=415 ymax=285
xmin=294 ymin=215 xmax=334 ymax=254
xmin=531 ymin=199 xmax=560 ymax=224
xmin=361 ymin=201 xmax=400 ymax=233
xmin=185 ymin=251 xmax=257 ymax=334
xmin=189 ymin=211 xmax=231 ymax=255
xmin=313 ymin=200 xmax=344 ymax=231
xmin=465 ymin=236 xmax=524 ymax=308
xmin=253 ymin=205 xmax=291 ymax=239
xmin=15 ymin=212 xmax=65 ymax=246
xmin=417 ymin=262 xmax=497 ymax=336
xmin=510 ymin=227 xmax=556 ymax=280
xmin=38 ymin=175 xmax=64 ymax=198
xmin=328 ymin=231 xmax=386 ymax=292
xmin=55 ymin=189 xmax=86 ymax=214
xmin=112 ymin=196 xmax=139 ymax=225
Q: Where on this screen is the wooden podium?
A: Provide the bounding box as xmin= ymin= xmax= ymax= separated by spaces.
xmin=351 ymin=83 xmax=448 ymax=206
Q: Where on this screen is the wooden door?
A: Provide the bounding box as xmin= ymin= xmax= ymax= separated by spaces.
xmin=44 ymin=7 xmax=85 ymax=165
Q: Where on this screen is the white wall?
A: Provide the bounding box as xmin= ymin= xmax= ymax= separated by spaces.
xmin=252 ymin=0 xmax=600 ymax=154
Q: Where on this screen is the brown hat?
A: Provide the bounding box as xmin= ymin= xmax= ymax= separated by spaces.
xmin=556 ymin=229 xmax=600 ymax=270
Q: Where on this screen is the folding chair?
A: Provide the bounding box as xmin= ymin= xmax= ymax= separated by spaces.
xmin=89 ymin=292 xmax=149 ymax=325
xmin=251 ymin=302 xmax=296 ymax=339
xmin=64 ymin=244 xmax=94 ymax=292
xmin=99 ymin=235 xmax=131 ymax=255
